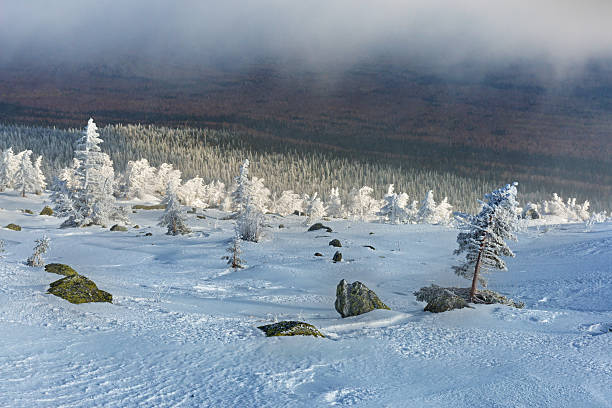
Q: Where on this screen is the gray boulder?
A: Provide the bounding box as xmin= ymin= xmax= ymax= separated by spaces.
xmin=414 ymin=284 xmax=524 ymax=313
xmin=335 ymin=279 xmax=390 ymax=318
xmin=332 ymin=251 xmax=342 ymax=262
xmin=329 ymin=239 xmax=342 ymax=247
xmin=424 ymin=291 xmax=470 ymax=313
xmin=308 ymin=223 xmax=332 ymax=232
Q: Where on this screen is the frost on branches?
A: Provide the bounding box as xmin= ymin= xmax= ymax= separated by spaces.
xmin=348 ymin=186 xmax=380 ymax=221
xmin=453 ymin=182 xmax=520 ymax=299
xmin=326 ymin=187 xmax=345 ymax=218
xmin=304 ymin=192 xmax=327 ymax=224
xmin=270 ymin=190 xmax=303 ymax=216
xmin=378 ymin=184 xmax=408 ymax=224
xmin=53 ymin=118 xmax=128 ymax=228
xmin=0 ymin=148 xmax=45 ymax=196
xmin=26 ymin=236 xmax=50 ymax=267
xmin=159 ymin=182 xmax=191 ymax=235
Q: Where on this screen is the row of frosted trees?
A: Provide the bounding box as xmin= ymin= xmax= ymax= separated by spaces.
xmin=0 ymin=148 xmax=46 ymax=196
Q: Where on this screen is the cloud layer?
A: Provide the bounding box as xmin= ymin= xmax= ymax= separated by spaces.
xmin=2 ymin=0 xmax=612 ymax=69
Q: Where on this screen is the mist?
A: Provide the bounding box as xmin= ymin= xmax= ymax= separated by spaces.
xmin=2 ymin=0 xmax=612 ymax=73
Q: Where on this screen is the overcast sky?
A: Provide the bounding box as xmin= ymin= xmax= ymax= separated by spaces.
xmin=2 ymin=0 xmax=612 ymax=71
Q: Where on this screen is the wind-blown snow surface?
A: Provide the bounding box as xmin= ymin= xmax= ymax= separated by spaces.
xmin=1 ymin=192 xmax=611 ymax=407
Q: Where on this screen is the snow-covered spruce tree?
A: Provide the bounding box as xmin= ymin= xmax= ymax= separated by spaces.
xmin=158 ymin=181 xmax=191 ymax=235
xmin=417 ymin=190 xmax=437 ymax=224
xmin=50 ymin=178 xmax=78 ymax=219
xmin=304 ymin=192 xmax=327 ymax=224
xmin=237 ymin=197 xmax=264 ymax=242
xmin=124 ymin=158 xmax=157 ymax=199
xmin=0 ymin=148 xmax=16 ymax=191
xmin=60 ymin=118 xmax=127 ymax=228
xmin=13 ymin=150 xmax=37 ymax=197
xmin=378 ymin=184 xmax=408 ymax=224
xmin=231 ymin=159 xmax=251 ymax=213
xmin=541 ymin=193 xmax=590 ymax=222
xmin=434 ymin=197 xmax=454 ymax=225
xmin=326 ymin=187 xmax=345 ymax=218
xmin=227 ymin=228 xmax=245 ymax=269
xmin=249 ymin=176 xmax=271 ymax=213
xmin=33 ymin=155 xmax=46 ymax=194
xmin=59 ymin=158 xmax=81 ymax=190
xmin=453 ymin=182 xmax=520 ymax=300
xmin=155 ymin=163 xmax=181 ymax=196
xmin=178 ymin=176 xmax=207 ymax=208
xmin=270 ymin=190 xmax=303 ymax=216
xmin=204 ymin=180 xmax=226 ymax=208
xmin=26 ymin=235 xmax=50 ymax=267
xmin=348 ymin=186 xmax=380 ymax=221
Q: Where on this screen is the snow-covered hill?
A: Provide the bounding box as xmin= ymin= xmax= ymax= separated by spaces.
xmin=1 ymin=192 xmax=611 ymax=407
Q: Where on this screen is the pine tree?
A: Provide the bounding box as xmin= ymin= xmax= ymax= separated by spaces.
xmin=378 ymin=184 xmax=408 ymax=224
xmin=417 ymin=190 xmax=437 ymax=224
xmin=155 ymin=163 xmax=182 ymax=197
xmin=304 ymin=192 xmax=327 ymax=224
xmin=237 ymin=197 xmax=264 ymax=242
xmin=231 ymin=159 xmax=251 ymax=212
xmin=348 ymin=186 xmax=379 ymax=221
xmin=26 ymin=235 xmax=50 ymax=267
xmin=453 ymin=182 xmax=520 ymax=300
xmin=124 ymin=158 xmax=157 ymax=199
xmin=434 ymin=197 xmax=453 ymax=225
xmin=326 ymin=187 xmax=345 ymax=218
xmin=50 ymin=178 xmax=78 ymax=220
xmin=13 ymin=150 xmax=36 ymax=197
xmin=158 ymin=181 xmax=191 ymax=235
xmin=227 ymin=228 xmax=245 ymax=269
xmin=0 ymin=148 xmax=15 ymax=191
xmin=271 ymin=190 xmax=303 ymax=216
xmin=32 ymin=155 xmax=46 ymax=194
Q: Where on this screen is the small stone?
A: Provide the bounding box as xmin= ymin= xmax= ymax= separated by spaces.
xmin=5 ymin=223 xmax=21 ymax=231
xmin=40 ymin=206 xmax=54 ymax=216
xmin=332 ymin=251 xmax=342 ymax=262
xmin=329 ymin=239 xmax=342 ymax=247
xmin=334 ymin=279 xmax=390 ymax=318
xmin=22 ymin=209 xmax=33 ymax=214
xmin=197 ymin=215 xmax=206 ymax=219
xmin=278 ymin=224 xmax=285 ymax=229
xmin=144 ymin=232 xmax=153 ymax=236
xmin=363 ymin=245 xmax=375 ymax=250
xmin=110 ymin=224 xmax=128 ymax=232
xmin=258 ymin=321 xmax=324 ymax=338
xmin=369 ymin=232 xmax=374 ymax=235
xmin=44 ymin=263 xmax=78 ymax=277
xmin=314 ymin=252 xmax=323 ymax=257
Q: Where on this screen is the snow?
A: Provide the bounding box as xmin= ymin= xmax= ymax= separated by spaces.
xmin=1 ymin=191 xmax=611 ymax=407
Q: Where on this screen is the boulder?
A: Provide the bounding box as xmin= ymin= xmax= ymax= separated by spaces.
xmin=424 ymin=291 xmax=470 ymax=313
xmin=47 ymin=275 xmax=112 ymax=304
xmin=414 ymin=284 xmax=524 ymax=312
xmin=110 ymin=224 xmax=128 ymax=232
xmin=308 ymin=223 xmax=332 ymax=232
xmin=44 ymin=263 xmax=78 ymax=277
xmin=335 ymin=279 xmax=390 ymax=318
xmin=258 ymin=321 xmax=325 ymax=338
xmin=329 ymin=239 xmax=342 ymax=247
xmin=40 ymin=206 xmax=54 ymax=216
xmin=314 ymin=252 xmax=323 ymax=257
xmin=332 ymin=251 xmax=342 ymax=262
xmin=5 ymin=223 xmax=21 ymax=231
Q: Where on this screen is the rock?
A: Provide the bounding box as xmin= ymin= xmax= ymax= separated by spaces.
xmin=197 ymin=215 xmax=206 ymax=219
xmin=332 ymin=251 xmax=342 ymax=262
xmin=44 ymin=263 xmax=78 ymax=277
xmin=47 ymin=275 xmax=112 ymax=304
xmin=369 ymin=232 xmax=374 ymax=235
xmin=335 ymin=279 xmax=390 ymax=318
xmin=132 ymin=204 xmax=166 ymax=210
xmin=278 ymin=224 xmax=285 ymax=229
xmin=308 ymin=223 xmax=332 ymax=232
xmin=5 ymin=223 xmax=21 ymax=231
xmin=22 ymin=209 xmax=33 ymax=214
xmin=424 ymin=291 xmax=470 ymax=313
xmin=293 ymin=210 xmax=305 ymax=216
xmin=39 ymin=206 xmax=54 ymax=216
xmin=329 ymin=239 xmax=342 ymax=247
xmin=314 ymin=252 xmax=323 ymax=257
xmin=144 ymin=232 xmax=153 ymax=236
xmin=133 ymin=225 xmax=140 ymax=229
xmin=363 ymin=245 xmax=375 ymax=250
xmin=110 ymin=224 xmax=128 ymax=232
xmin=258 ymin=321 xmax=325 ymax=338
xmin=414 ymin=284 xmax=524 ymax=311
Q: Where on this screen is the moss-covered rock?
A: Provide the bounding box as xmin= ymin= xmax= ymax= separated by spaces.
xmin=5 ymin=223 xmax=21 ymax=231
xmin=414 ymin=284 xmax=524 ymax=311
xmin=424 ymin=291 xmax=471 ymax=313
xmin=22 ymin=209 xmax=33 ymax=214
xmin=40 ymin=206 xmax=54 ymax=216
xmin=258 ymin=321 xmax=325 ymax=338
xmin=132 ymin=204 xmax=166 ymax=210
xmin=335 ymin=279 xmax=390 ymax=318
xmin=48 ymin=275 xmax=112 ymax=304
xmin=44 ymin=263 xmax=78 ymax=277
xmin=329 ymin=239 xmax=342 ymax=247
xmin=110 ymin=224 xmax=128 ymax=232
xmin=308 ymin=223 xmax=332 ymax=232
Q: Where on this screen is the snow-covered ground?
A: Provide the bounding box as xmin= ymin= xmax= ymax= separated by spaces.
xmin=1 ymin=192 xmax=611 ymax=407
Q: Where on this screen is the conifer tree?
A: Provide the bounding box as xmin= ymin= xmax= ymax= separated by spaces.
xmin=326 ymin=187 xmax=345 ymax=218
xmin=26 ymin=235 xmax=50 ymax=267
xmin=227 ymin=228 xmax=245 ymax=269
xmin=158 ymin=181 xmax=191 ymax=235
xmin=13 ymin=150 xmax=36 ymax=197
xmin=378 ymin=184 xmax=408 ymax=224
xmin=304 ymin=192 xmax=327 ymax=224
xmin=33 ymin=155 xmax=46 ymax=194
xmin=453 ymin=182 xmax=520 ymax=300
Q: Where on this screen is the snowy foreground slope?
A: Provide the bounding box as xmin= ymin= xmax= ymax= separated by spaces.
xmin=1 ymin=192 xmax=611 ymax=408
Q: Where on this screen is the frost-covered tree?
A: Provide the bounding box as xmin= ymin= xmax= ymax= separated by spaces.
xmin=13 ymin=150 xmax=37 ymax=197
xmin=0 ymin=148 xmax=19 ymax=191
xmin=304 ymin=192 xmax=327 ymax=224
xmin=417 ymin=190 xmax=437 ymax=224
xmin=32 ymin=155 xmax=46 ymax=194
xmin=231 ymin=159 xmax=251 ymax=212
xmin=541 ymin=193 xmax=590 ymax=222
xmin=50 ymin=178 xmax=77 ymax=219
xmin=59 ymin=118 xmax=127 ymax=228
xmin=178 ymin=176 xmax=207 ymax=208
xmin=348 ymin=186 xmax=380 ymax=221
xmin=204 ymin=180 xmax=226 ymax=208
xmin=326 ymin=187 xmax=345 ymax=218
xmin=237 ymin=197 xmax=264 ymax=242
xmin=158 ymin=182 xmax=191 ymax=235
xmin=378 ymin=184 xmax=408 ymax=224
xmin=58 ymin=158 xmax=81 ymax=190
xmin=434 ymin=197 xmax=454 ymax=225
xmin=227 ymin=228 xmax=245 ymax=269
xmin=26 ymin=235 xmax=50 ymax=267
xmin=249 ymin=177 xmax=271 ymax=213
xmin=0 ymin=239 xmax=5 ymax=258
xmin=124 ymin=158 xmax=157 ymax=199
xmin=270 ymin=190 xmax=303 ymax=216
xmin=156 ymin=163 xmax=182 ymax=196
xmin=453 ymin=182 xmax=520 ymax=300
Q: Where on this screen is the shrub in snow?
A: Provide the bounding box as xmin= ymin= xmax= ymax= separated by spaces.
xmin=585 ymin=211 xmax=608 ymax=231
xmin=304 ymin=192 xmax=327 ymax=224
xmin=178 ymin=176 xmax=208 ymax=208
xmin=270 ymin=190 xmax=303 ymax=216
xmin=348 ymin=186 xmax=380 ymax=221
xmin=453 ymin=182 xmax=520 ymax=300
xmin=541 ymin=193 xmax=590 ymax=222
xmin=26 ymin=235 xmax=50 ymax=267
xmin=227 ymin=229 xmax=245 ymax=269
xmin=326 ymin=187 xmax=345 ymax=218
xmin=521 ymin=202 xmax=541 ymax=220
xmin=237 ymin=199 xmax=264 ymax=242
xmin=158 ymin=182 xmax=191 ymax=235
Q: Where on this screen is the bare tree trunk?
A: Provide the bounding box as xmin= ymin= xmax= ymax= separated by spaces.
xmin=470 ymin=231 xmax=487 ymax=301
